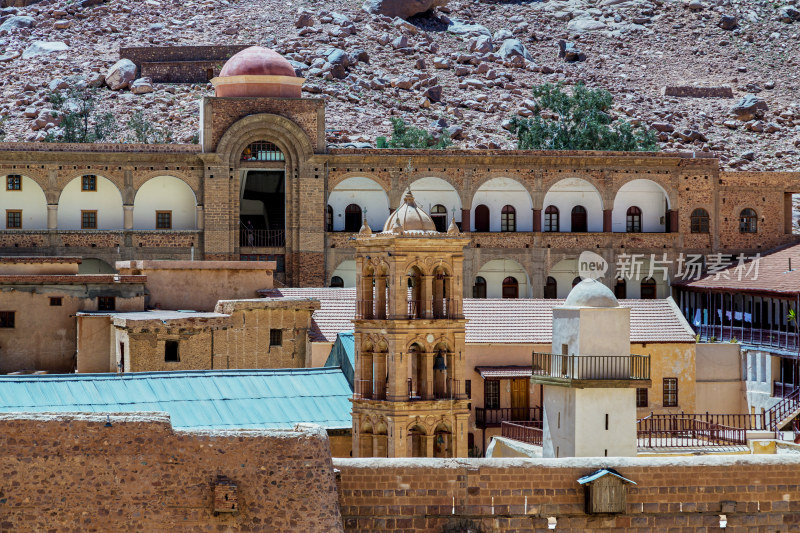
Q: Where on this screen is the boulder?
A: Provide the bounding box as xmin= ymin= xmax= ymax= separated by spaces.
xmin=447 ymin=19 xmax=491 ymax=39
xmin=493 ymin=29 xmax=513 ymax=42
xmin=322 ymin=48 xmax=350 ymax=67
xmin=557 ymin=40 xmax=586 ymax=62
xmin=130 ymin=77 xmax=154 ymax=95
xmin=779 ymin=6 xmax=800 ymax=23
xmin=86 ymin=72 xmax=106 ymax=88
xmin=22 ymin=41 xmax=69 ymax=59
xmin=0 ymin=15 xmax=34 ymax=31
xmin=391 ymin=35 xmax=408 ymax=49
xmin=470 ymin=35 xmax=493 ymax=54
xmin=497 ymin=39 xmax=532 ymax=61
xmin=105 ymin=58 xmax=137 ymax=90
xmin=730 ymin=94 xmax=768 ymax=121
xmin=566 ymin=16 xmax=607 ymax=32
xmin=423 ymin=85 xmax=442 ymax=102
xmin=362 ymin=0 xmax=447 ymax=19
xmin=295 ymin=9 xmax=314 ymax=28
xmin=718 ymin=14 xmax=737 ymax=30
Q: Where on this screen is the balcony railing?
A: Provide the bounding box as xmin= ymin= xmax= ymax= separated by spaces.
xmin=407 ymin=378 xmax=464 ymax=400
xmin=774 ymin=381 xmax=798 ymax=399
xmin=531 ymin=352 xmax=650 ymax=384
xmin=637 ymin=416 xmax=747 ymax=448
xmin=475 ymin=407 xmax=542 ymax=427
xmin=355 ymin=298 xmax=461 ymax=320
xmin=239 ymin=228 xmax=285 ymax=248
xmin=501 ymin=421 xmax=543 ymax=446
xmin=697 ymin=324 xmax=799 ymax=353
xmin=355 ymin=300 xmax=388 ymax=320
xmin=354 ymin=379 xmax=387 ymax=401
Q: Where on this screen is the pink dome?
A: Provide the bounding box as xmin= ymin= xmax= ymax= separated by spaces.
xmin=219 ymin=46 xmax=297 ymax=78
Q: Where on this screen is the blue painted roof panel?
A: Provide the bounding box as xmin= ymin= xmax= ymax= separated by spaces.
xmin=0 ymin=368 xmax=352 ymax=430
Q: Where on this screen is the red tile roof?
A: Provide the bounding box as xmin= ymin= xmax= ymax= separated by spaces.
xmin=261 ymin=288 xmax=696 ymax=344
xmin=675 ymin=243 xmax=800 ymax=296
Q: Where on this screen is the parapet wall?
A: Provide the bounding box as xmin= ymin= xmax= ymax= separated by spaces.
xmin=334 ymin=456 xmax=800 ymax=532
xmin=0 ymin=414 xmax=343 ymax=532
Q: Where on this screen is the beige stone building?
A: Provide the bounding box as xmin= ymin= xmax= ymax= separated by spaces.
xmin=0 ymin=45 xmax=797 ymax=297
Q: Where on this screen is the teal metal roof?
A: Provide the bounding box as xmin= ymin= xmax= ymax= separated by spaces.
xmin=324 ymin=331 xmax=354 ymax=390
xmin=577 ymin=468 xmax=636 ymax=485
xmin=0 ymin=368 xmax=353 ymax=430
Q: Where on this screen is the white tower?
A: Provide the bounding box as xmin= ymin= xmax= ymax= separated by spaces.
xmin=533 ymin=279 xmax=650 ymax=458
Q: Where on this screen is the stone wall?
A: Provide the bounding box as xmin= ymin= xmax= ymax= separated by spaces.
xmin=334 ymin=456 xmax=800 ymax=532
xmin=0 ymin=413 xmax=343 ymax=532
xmin=120 ymin=45 xmax=253 ymax=79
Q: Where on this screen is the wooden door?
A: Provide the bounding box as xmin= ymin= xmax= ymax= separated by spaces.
xmin=510 ymin=379 xmax=530 ymax=421
xmin=474 ymin=204 xmax=490 ymax=232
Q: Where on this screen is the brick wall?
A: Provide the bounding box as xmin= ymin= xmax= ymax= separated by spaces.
xmin=0 ymin=413 xmax=343 ymax=532
xmin=334 ymin=456 xmax=800 ymax=532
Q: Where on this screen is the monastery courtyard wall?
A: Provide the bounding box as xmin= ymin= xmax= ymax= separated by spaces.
xmin=335 ymin=456 xmax=800 ymax=532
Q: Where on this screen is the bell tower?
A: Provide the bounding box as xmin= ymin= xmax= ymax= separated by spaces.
xmin=351 ymin=192 xmax=471 ymax=458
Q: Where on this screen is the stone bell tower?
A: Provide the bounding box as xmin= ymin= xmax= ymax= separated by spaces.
xmin=351 ymin=192 xmax=471 ymax=458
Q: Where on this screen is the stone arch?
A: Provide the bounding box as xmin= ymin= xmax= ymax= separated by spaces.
xmin=132 ymin=170 xmax=201 ymax=200
xmin=542 ymin=177 xmax=604 ymax=232
xmin=547 ymin=258 xmax=580 ymax=298
xmin=78 ymin=258 xmax=116 ymax=274
xmin=610 ymin=174 xmax=677 ymax=210
xmin=470 ymin=172 xmax=538 ymax=208
xmin=611 ymin=179 xmax=671 ymax=233
xmin=474 ymin=258 xmax=531 ymax=298
xmin=0 ymin=174 xmax=48 ymax=230
xmin=328 ymin=176 xmax=391 ymax=231
xmin=133 ymin=175 xmax=198 ymax=230
xmin=215 ymin=113 xmax=314 ymax=169
xmin=57 ymin=174 xmax=124 ymax=230
xmin=329 ymin=171 xmax=390 ymax=193
xmin=406 ymin=176 xmax=462 ymax=226
xmin=470 ymin=177 xmax=533 ymax=232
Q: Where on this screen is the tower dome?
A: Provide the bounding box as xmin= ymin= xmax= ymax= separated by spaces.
xmin=382 ymin=191 xmax=438 ymax=234
xmin=211 ymin=46 xmax=304 ymax=98
xmin=563 ymin=278 xmax=619 ymax=308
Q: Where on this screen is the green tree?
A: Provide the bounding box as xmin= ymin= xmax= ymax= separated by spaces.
xmin=509 ymin=82 xmax=658 ymax=152
xmin=43 ymin=86 xmax=116 ymax=143
xmin=127 ymin=110 xmax=165 ymax=144
xmin=384 ymin=117 xmax=451 ymax=149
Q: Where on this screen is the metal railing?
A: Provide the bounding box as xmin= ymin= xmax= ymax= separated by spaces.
xmin=501 ymin=421 xmax=543 ymax=446
xmin=354 ymin=379 xmax=387 ymax=401
xmin=355 ymin=300 xmax=387 ymax=320
xmin=765 ymin=386 xmax=800 ymax=430
xmin=407 ymin=378 xmax=463 ymax=400
xmin=475 ymin=407 xmax=542 ymax=427
xmin=532 ymin=352 xmax=650 ymax=381
xmin=697 ymin=324 xmax=799 ymax=353
xmin=239 ymin=226 xmax=285 ymax=247
xmin=637 ymin=416 xmax=747 ymax=447
xmin=774 ymin=381 xmax=798 ymax=399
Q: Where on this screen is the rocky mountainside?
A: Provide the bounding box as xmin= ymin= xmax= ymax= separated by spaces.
xmin=0 ymin=0 xmax=798 ymax=171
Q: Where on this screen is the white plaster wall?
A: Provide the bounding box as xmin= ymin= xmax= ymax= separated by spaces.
xmin=542 ymin=386 xmax=575 ymax=458
xmin=470 ymin=177 xmax=532 ymax=231
xmin=541 ymin=178 xmax=603 ymax=232
xmin=331 ymin=259 xmax=356 ymax=288
xmin=612 ymin=179 xmax=668 ymax=233
xmin=548 ymin=259 xmax=580 ymax=298
xmin=0 ymin=175 xmax=47 ymax=229
xmin=57 ymin=175 xmax=123 ymax=230
xmin=578 ymin=308 xmax=630 ymax=357
xmin=575 ymin=388 xmax=637 ymax=457
xmin=328 ymin=177 xmax=390 ymax=231
xmin=616 ymin=257 xmax=669 ymax=299
xmin=409 ymin=176 xmax=462 ymax=225
xmin=133 ymin=176 xmax=197 ymax=230
xmin=475 ymin=259 xmax=530 ymax=298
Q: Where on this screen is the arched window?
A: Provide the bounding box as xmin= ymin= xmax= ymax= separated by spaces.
xmin=614 ymin=278 xmax=627 ymax=299
xmin=473 ymin=276 xmax=487 ymax=299
xmin=501 ymin=205 xmax=516 ymax=232
xmin=544 ymin=205 xmax=559 ymax=232
xmin=572 ymin=276 xmax=582 ymax=288
xmin=502 ymin=277 xmax=518 ymax=299
xmin=739 ymin=208 xmax=757 ymax=233
xmin=571 ymin=205 xmax=587 ymax=232
xmin=543 ymin=276 xmax=557 ymax=299
xmin=474 ymin=204 xmax=490 ymax=232
xmin=641 ymin=277 xmax=656 ymax=299
xmin=690 ymin=208 xmax=710 ymax=234
xmin=326 ymin=205 xmax=333 ymax=232
xmin=626 ymin=206 xmax=642 ymax=233
xmin=241 ymin=140 xmax=284 ymax=162
xmin=344 ymin=204 xmax=362 ymax=232
xmin=431 ymin=204 xmax=447 ymax=232
xmin=330 ymin=276 xmax=344 ymax=287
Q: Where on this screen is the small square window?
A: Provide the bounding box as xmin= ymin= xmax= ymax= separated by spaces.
xmin=82 ymin=175 xmax=97 ymax=191
xmin=156 ymin=211 xmax=172 ymax=229
xmin=6 ymin=175 xmax=21 ymax=191
xmin=98 ymin=296 xmax=115 ymax=311
xmin=269 ymin=329 xmax=282 ymax=346
xmin=81 ymin=210 xmax=97 ymax=229
xmin=0 ymin=311 xmax=15 ymax=328
xmin=6 ymin=210 xmax=21 ymax=229
xmin=165 ymin=340 xmax=180 ymax=362
xmin=49 ymin=297 xmax=63 ymax=306
xmin=636 ymin=387 xmax=648 ymax=408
